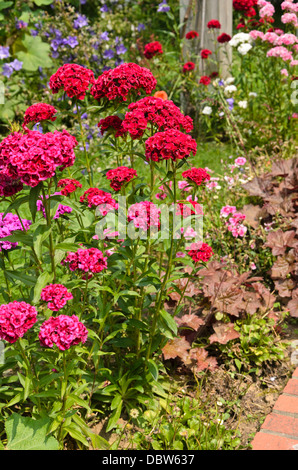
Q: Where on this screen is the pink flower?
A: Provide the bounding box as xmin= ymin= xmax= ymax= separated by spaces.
xmin=220 ymin=205 xmax=237 ymax=218
xmin=40 ymin=284 xmax=73 ymax=311
xmin=281 ymin=68 xmax=289 ymax=76
xmin=234 ymin=157 xmax=247 ymax=166
xmin=249 ymin=30 xmax=265 ymax=40
xmin=267 ymin=46 xmax=293 ymax=61
xmin=62 ymin=247 xmax=108 ymax=274
xmin=0 ymin=213 xmax=31 ymax=252
xmin=39 ymin=315 xmax=88 ymax=351
xmin=128 ymin=201 xmax=160 ymax=232
xmin=281 ymin=12 xmax=298 ymax=27
xmin=0 ymin=301 xmax=37 ymax=343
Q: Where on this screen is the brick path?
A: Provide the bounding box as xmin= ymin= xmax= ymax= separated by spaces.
xmin=251 ymin=367 xmax=298 ymax=450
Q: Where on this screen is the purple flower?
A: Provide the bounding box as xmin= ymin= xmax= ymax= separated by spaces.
xmin=115 ymin=44 xmax=127 ymax=55
xmin=103 ymin=49 xmax=114 ymax=59
xmin=30 ymin=29 xmax=39 ymax=37
xmin=51 ymin=39 xmax=62 ymax=51
xmin=100 ymin=5 xmax=109 ymax=13
xmin=52 ymin=51 xmax=60 ymax=59
xmin=218 ymin=79 xmax=225 ymax=86
xmin=137 ymin=23 xmax=145 ymax=32
xmin=15 ymin=19 xmax=27 ymax=29
xmin=33 ymin=122 xmax=43 ymax=133
xmin=73 ymin=14 xmax=88 ymax=29
xmin=157 ymin=1 xmax=170 ymax=12
xmin=0 ymin=46 xmax=10 ymax=60
xmin=100 ymin=31 xmax=109 ymax=41
xmin=65 ymin=36 xmax=79 ymax=48
xmin=10 ymin=59 xmax=23 ymax=71
xmin=2 ymin=64 xmax=13 ymax=78
xmin=226 ymin=98 xmax=234 ymax=110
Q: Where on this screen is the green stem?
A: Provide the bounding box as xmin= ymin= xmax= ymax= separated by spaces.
xmin=76 ymin=102 xmax=92 ymax=186
xmin=41 ymin=184 xmax=56 ymax=281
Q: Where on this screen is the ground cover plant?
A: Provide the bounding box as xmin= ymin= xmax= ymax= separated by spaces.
xmin=0 ymin=0 xmax=297 ymax=451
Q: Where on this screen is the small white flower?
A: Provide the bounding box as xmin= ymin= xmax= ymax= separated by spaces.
xmin=225 ymin=85 xmax=237 ymax=94
xmin=238 ymin=100 xmax=248 ymax=109
xmin=202 ymin=105 xmax=212 ymax=115
xmin=237 ymin=43 xmax=253 ymax=55
xmin=229 ymin=32 xmax=252 ymax=47
xmin=249 ymin=92 xmax=258 ymax=97
xmin=225 ymin=77 xmax=235 ymax=85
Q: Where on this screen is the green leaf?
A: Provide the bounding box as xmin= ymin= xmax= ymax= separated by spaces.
xmin=160 ymin=309 xmax=178 ymax=335
xmin=33 ymin=271 xmax=53 ymax=303
xmin=5 ymin=414 xmax=59 ymax=450
xmin=33 ymin=0 xmax=53 ymax=4
xmin=29 ymin=183 xmax=42 ymax=222
xmin=0 ymin=1 xmax=13 ymax=10
xmin=106 ymin=401 xmax=122 ymax=432
xmin=16 ymin=35 xmax=53 ymax=72
xmin=147 ymin=359 xmax=159 ymax=381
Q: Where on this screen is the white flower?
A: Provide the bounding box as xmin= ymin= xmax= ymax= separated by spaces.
xmin=225 ymin=77 xmax=235 ymax=85
xmin=237 ymin=43 xmax=253 ymax=55
xmin=249 ymin=92 xmax=258 ymax=97
xmin=229 ymin=32 xmax=252 ymax=47
xmin=238 ymin=100 xmax=248 ymax=109
xmin=202 ymin=106 xmax=212 ymax=115
xmin=225 ymin=85 xmax=237 ymax=94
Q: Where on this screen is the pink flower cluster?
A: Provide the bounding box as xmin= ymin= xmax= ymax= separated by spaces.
xmin=62 ymin=247 xmax=108 ymax=274
xmin=98 ymin=116 xmax=126 ymax=138
xmin=80 ymin=188 xmax=118 ymax=216
xmin=40 ymin=284 xmax=73 ymax=311
xmin=49 ymin=64 xmax=95 ymax=100
xmin=267 ymin=46 xmax=293 ymax=62
xmin=0 ymin=301 xmax=37 ymax=344
xmin=0 ymin=212 xmax=31 ymax=251
xmin=39 ymin=315 xmax=88 ymax=351
xmin=128 ymin=201 xmax=160 ymax=232
xmin=0 ymin=130 xmax=78 ymax=188
xmin=145 ymin=129 xmax=197 ymax=162
xmin=23 ymin=103 xmax=57 ymax=128
xmin=281 ymin=12 xmax=298 ymax=27
xmin=36 ymin=192 xmax=72 ymax=220
xmin=258 ymin=0 xmax=275 ymax=18
xmin=221 ymin=206 xmax=247 ymax=238
xmin=57 ymin=178 xmax=82 ymax=196
xmin=106 ymin=166 xmax=137 ymax=192
xmin=182 ymin=168 xmax=211 ymax=187
xmin=91 ymin=63 xmax=157 ymax=103
xmin=122 ymin=96 xmax=193 ymax=139
xmin=281 ymin=1 xmax=298 ymax=13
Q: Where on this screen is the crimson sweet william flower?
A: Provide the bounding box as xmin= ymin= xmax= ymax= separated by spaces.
xmin=58 ymin=178 xmax=82 ymax=196
xmin=98 ymin=115 xmax=127 ymax=138
xmin=207 ymin=19 xmax=221 ymax=29
xmin=39 ymin=315 xmax=88 ymax=351
xmin=0 ymin=301 xmax=37 ymax=344
xmin=182 ymin=168 xmax=211 ymax=186
xmin=145 ymin=129 xmax=197 ymax=162
xmin=183 ymin=62 xmax=195 ymax=73
xmin=40 ymin=284 xmax=73 ymax=312
xmin=188 ymin=243 xmax=213 ymax=263
xmin=233 ymin=0 xmax=257 ymax=12
xmin=144 ymin=41 xmax=163 ymax=59
xmin=23 ymin=103 xmax=57 ymax=128
xmin=217 ymin=33 xmax=232 ymax=43
xmin=62 ymin=247 xmax=108 ymax=274
xmin=185 ymin=31 xmax=199 ymax=40
xmin=106 ymin=166 xmax=137 ymax=192
xmin=199 ymin=76 xmax=211 ymax=85
xmin=80 ymin=188 xmax=118 ymax=215
xmin=91 ymin=63 xmax=157 ymax=103
xmin=0 ymin=173 xmax=23 ymax=197
xmin=49 ymin=63 xmax=95 ymax=100
xmin=201 ymin=49 xmax=212 ymax=59
xmin=122 ymin=96 xmax=193 ymax=139
xmin=0 ymin=130 xmax=78 ymax=188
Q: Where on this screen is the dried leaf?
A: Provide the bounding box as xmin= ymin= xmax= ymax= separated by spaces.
xmin=162 ymin=337 xmax=190 ymax=362
xmin=242 ymin=204 xmax=265 ymax=229
xmin=264 ymin=229 xmax=297 ymax=256
xmin=209 ymin=322 xmax=240 ymax=345
xmin=174 ymin=314 xmax=204 ymax=331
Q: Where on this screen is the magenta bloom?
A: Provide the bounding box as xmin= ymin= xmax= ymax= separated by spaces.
xmin=182 ymin=168 xmax=211 ymax=186
xmin=128 ymin=201 xmax=161 ymax=232
xmin=0 ymin=301 xmax=37 ymax=344
xmin=40 ymin=284 xmax=73 ymax=311
xmin=106 ymin=166 xmax=137 ymax=192
xmin=80 ymin=188 xmax=118 ymax=215
xmin=145 ymin=129 xmax=197 ymax=162
xmin=23 ymin=103 xmax=57 ymax=128
xmin=0 ymin=212 xmax=31 ymax=252
xmin=62 ymin=247 xmax=108 ymax=274
xmin=39 ymin=315 xmax=88 ymax=351
xmin=49 ymin=63 xmax=95 ymax=100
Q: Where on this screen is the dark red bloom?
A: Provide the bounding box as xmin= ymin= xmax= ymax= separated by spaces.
xmin=58 ymin=178 xmax=82 ymax=196
xmin=122 ymin=96 xmax=193 ymax=139
xmin=233 ymin=0 xmax=257 ymax=12
xmin=209 ymin=71 xmax=219 ymax=78
xmin=217 ymin=33 xmax=232 ymax=43
xmin=199 ymin=76 xmax=211 ymax=86
xmin=106 ymin=166 xmax=137 ymax=192
xmin=207 ymin=19 xmax=221 ymax=29
xmin=201 ymin=49 xmax=212 ymax=59
xmin=49 ymin=64 xmax=95 ymax=100
xmin=145 ymin=129 xmax=197 ymax=162
xmin=144 ymin=41 xmax=163 ymax=59
xmin=23 ymin=103 xmax=57 ymax=128
xmin=188 ymin=243 xmax=213 ymax=263
xmin=185 ymin=31 xmax=199 ymax=40
xmin=182 ymin=168 xmax=211 ymax=186
xmin=90 ymin=63 xmax=157 ymax=103
xmin=98 ymin=116 xmax=126 ymax=138
xmin=80 ymin=188 xmax=118 ymax=215
xmin=183 ymin=62 xmax=195 ymax=73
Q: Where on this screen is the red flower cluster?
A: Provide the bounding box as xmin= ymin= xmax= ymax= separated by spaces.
xmin=207 ymin=19 xmax=221 ymax=29
xmin=183 ymin=62 xmax=195 ymax=73
xmin=106 ymin=166 xmax=137 ymax=192
xmin=62 ymin=247 xmax=108 ymax=274
xmin=144 ymin=41 xmax=163 ymax=59
xmin=39 ymin=315 xmax=88 ymax=351
xmin=58 ymin=178 xmax=82 ymax=196
xmin=185 ymin=31 xmax=199 ymax=40
xmin=145 ymin=129 xmax=197 ymax=162
xmin=122 ymin=96 xmax=193 ymax=139
xmin=233 ymin=0 xmax=257 ymax=16
xmin=98 ymin=116 xmax=126 ymax=138
xmin=40 ymin=284 xmax=73 ymax=311
xmin=90 ymin=63 xmax=157 ymax=103
xmin=217 ymin=33 xmax=232 ymax=43
xmin=0 ymin=173 xmax=23 ymax=197
xmin=182 ymin=168 xmax=211 ymax=186
xmin=80 ymin=188 xmax=118 ymax=215
xmin=176 ymin=201 xmax=203 ymax=218
xmin=0 ymin=301 xmax=37 ymax=344
xmin=23 ymin=103 xmax=57 ymax=128
xmin=199 ymin=76 xmax=211 ymax=85
xmin=49 ymin=63 xmax=95 ymax=100
xmin=201 ymin=49 xmax=212 ymax=59
xmin=188 ymin=243 xmax=213 ymax=263
xmin=0 ymin=130 xmax=78 ymax=188
xmin=128 ymin=201 xmax=161 ymax=232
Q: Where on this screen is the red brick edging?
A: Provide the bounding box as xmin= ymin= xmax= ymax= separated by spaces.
xmin=251 ymin=367 xmax=298 ymax=450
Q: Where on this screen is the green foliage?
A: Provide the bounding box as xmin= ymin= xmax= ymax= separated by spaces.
xmin=4 ymin=413 xmax=59 ymax=450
